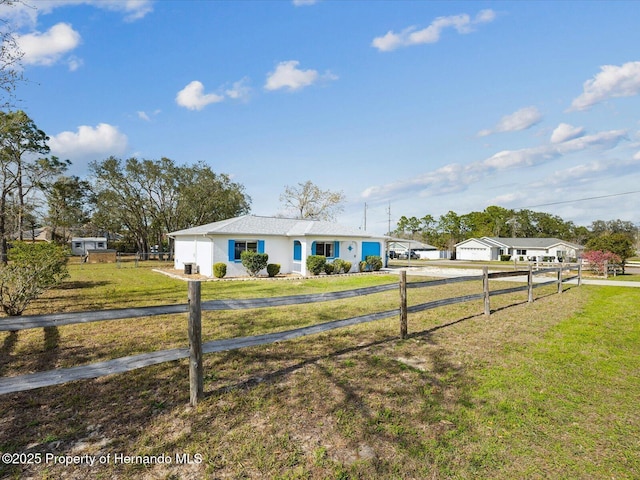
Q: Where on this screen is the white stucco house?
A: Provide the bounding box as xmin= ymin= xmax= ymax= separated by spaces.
xmin=455 ymin=237 xmax=584 ymax=262
xmin=169 ymin=215 xmax=387 ymax=277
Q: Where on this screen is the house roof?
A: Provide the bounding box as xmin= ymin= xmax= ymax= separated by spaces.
xmin=388 ymin=240 xmax=438 ymax=250
xmin=455 ymin=237 xmax=503 ymax=248
xmin=456 ymin=237 xmax=583 ymax=249
xmin=169 ymin=215 xmax=384 ymax=239
xmin=483 ymin=237 xmax=584 ymax=250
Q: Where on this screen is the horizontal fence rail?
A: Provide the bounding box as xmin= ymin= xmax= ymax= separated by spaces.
xmin=0 ymin=284 xmax=399 ymax=332
xmin=0 ymin=264 xmax=581 ymax=401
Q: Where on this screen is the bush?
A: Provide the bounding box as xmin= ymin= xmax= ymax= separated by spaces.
xmin=213 ymin=262 xmax=227 ymax=278
xmin=359 ymin=260 xmax=368 ymax=272
xmin=499 ymin=254 xmax=511 ymax=262
xmin=240 ymin=251 xmax=269 ymax=277
xmin=365 ymin=255 xmax=383 ymax=271
xmin=306 ymin=255 xmax=326 ymax=275
xmin=331 ymin=259 xmax=346 ymax=274
xmin=266 ymin=263 xmax=280 ymax=277
xmin=0 ymin=242 xmax=69 ymax=316
xmin=324 ymin=262 xmax=334 ymax=275
xmin=342 ymin=261 xmax=352 ymax=273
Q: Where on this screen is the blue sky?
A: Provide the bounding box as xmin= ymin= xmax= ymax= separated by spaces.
xmin=3 ymin=0 xmax=640 ymax=234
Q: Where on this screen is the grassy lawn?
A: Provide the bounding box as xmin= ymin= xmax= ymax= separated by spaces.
xmin=0 ymin=262 xmax=638 ymax=479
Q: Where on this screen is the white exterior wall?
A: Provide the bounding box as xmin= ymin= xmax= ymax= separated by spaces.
xmin=456 ymin=239 xmax=494 ymax=261
xmin=174 ymin=235 xmax=385 ymax=277
xmin=416 ymin=250 xmax=451 ymax=260
xmin=174 ymin=235 xmax=215 ymax=276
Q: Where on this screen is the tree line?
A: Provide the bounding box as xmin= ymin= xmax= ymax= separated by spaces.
xmin=393 ymin=206 xmax=638 ymax=252
xmin=0 ymin=110 xmax=251 ymax=259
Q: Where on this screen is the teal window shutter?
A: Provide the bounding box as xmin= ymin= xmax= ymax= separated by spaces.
xmin=293 ymin=241 xmax=302 ymax=261
xmin=311 ymin=241 xmax=316 ymax=255
xmin=228 ymin=240 xmax=235 ymax=261
xmin=334 ymin=241 xmax=340 ymax=258
xmin=258 ymin=240 xmax=265 ymax=253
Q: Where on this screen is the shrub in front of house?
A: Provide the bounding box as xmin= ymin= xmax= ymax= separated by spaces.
xmin=267 ymin=263 xmax=280 ymax=277
xmin=306 ymin=255 xmax=326 ymax=275
xmin=342 ymin=261 xmax=352 ymax=273
xmin=331 ymin=259 xmax=346 ymax=274
xmin=324 ymin=262 xmax=334 ymax=275
xmin=241 ymin=251 xmax=269 ymax=277
xmin=365 ymin=255 xmax=383 ymax=271
xmin=213 ymin=262 xmax=227 ymax=278
xmin=499 ymin=254 xmax=511 ymax=262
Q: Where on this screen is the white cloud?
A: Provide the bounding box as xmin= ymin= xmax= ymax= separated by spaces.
xmin=137 ymin=109 xmax=160 ymax=121
xmin=361 ymin=129 xmax=628 ymax=200
xmin=634 ymin=151 xmax=640 ymax=161
xmin=225 ymin=77 xmax=252 ymax=101
xmin=16 ymin=23 xmax=81 ymax=67
xmin=175 ymin=81 xmax=224 ymax=110
xmin=265 ymin=60 xmax=335 ymax=92
xmin=48 ymin=123 xmax=128 ymax=162
xmin=292 ymin=0 xmax=318 ymax=5
xmin=550 ymin=123 xmax=585 ymax=144
xmin=477 ymin=106 xmax=542 ymax=137
xmin=569 ymin=61 xmax=640 ymax=111
xmin=372 ymin=9 xmax=496 ymax=52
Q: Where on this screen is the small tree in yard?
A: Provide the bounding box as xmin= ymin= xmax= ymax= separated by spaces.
xmin=240 ymin=250 xmax=268 ymax=277
xmin=0 ymin=242 xmax=69 ymax=316
xmin=583 ymin=250 xmax=622 ymax=277
xmin=586 ymin=233 xmax=634 ymax=273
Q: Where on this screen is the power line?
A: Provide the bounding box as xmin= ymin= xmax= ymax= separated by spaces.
xmin=517 ymin=190 xmax=640 ymax=209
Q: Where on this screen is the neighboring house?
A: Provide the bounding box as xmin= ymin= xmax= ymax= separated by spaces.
xmin=388 ymin=240 xmax=451 ymax=260
xmin=169 ymin=215 xmax=388 ymax=277
xmin=455 ymin=237 xmax=584 ymax=262
xmin=71 ymin=237 xmax=108 ymax=256
xmin=12 ymin=227 xmax=54 ymax=243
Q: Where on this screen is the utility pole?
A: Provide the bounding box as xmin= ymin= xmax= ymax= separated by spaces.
xmin=387 ymin=202 xmax=391 ymax=235
xmin=363 ymin=202 xmax=367 ymax=231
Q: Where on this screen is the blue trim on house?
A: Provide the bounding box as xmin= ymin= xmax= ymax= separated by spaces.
xmin=334 ymin=241 xmax=340 ymax=258
xmin=361 ymin=241 xmax=381 ymax=260
xmin=293 ymin=241 xmax=302 ymax=261
xmin=228 ymin=239 xmax=235 ymax=262
xmin=258 ymin=240 xmax=265 ymax=253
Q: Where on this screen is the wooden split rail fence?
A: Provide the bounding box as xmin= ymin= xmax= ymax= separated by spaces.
xmin=0 ymin=264 xmax=580 ymax=404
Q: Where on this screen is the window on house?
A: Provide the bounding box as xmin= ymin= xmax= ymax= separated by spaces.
xmin=74 ymin=242 xmax=82 ymax=248
xmin=516 ymin=249 xmax=527 ymax=255
xmin=314 ymin=242 xmax=334 ymax=258
xmin=97 ymin=242 xmax=105 ymax=248
xmin=234 ymin=241 xmax=258 ymax=261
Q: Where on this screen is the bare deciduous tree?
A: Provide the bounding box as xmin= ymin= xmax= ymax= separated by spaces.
xmin=279 ymin=180 xmax=345 ymax=221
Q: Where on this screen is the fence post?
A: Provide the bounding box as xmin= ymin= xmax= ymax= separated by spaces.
xmin=578 ymin=261 xmax=582 ymax=287
xmin=557 ymin=266 xmax=563 ymax=294
xmin=604 ymin=260 xmax=608 ymax=279
xmin=399 ymin=270 xmax=408 ymax=339
xmin=527 ymin=264 xmax=534 ymax=303
xmin=188 ymin=281 xmax=203 ymax=406
xmin=483 ymin=266 xmax=490 ymax=316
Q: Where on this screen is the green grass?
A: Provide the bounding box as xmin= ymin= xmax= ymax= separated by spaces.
xmin=0 ymin=262 xmax=638 ymax=479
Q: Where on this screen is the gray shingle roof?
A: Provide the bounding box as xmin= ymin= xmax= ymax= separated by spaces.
xmin=169 ymin=215 xmax=382 ymax=238
xmin=483 ymin=237 xmax=583 ymax=249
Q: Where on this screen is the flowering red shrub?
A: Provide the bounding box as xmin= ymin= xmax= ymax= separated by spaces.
xmin=583 ymin=250 xmax=622 ymax=275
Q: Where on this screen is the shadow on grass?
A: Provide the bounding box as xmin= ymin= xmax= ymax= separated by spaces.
xmin=205 ymin=311 xmax=484 ymax=398
xmin=0 ymin=331 xmax=18 ymax=375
